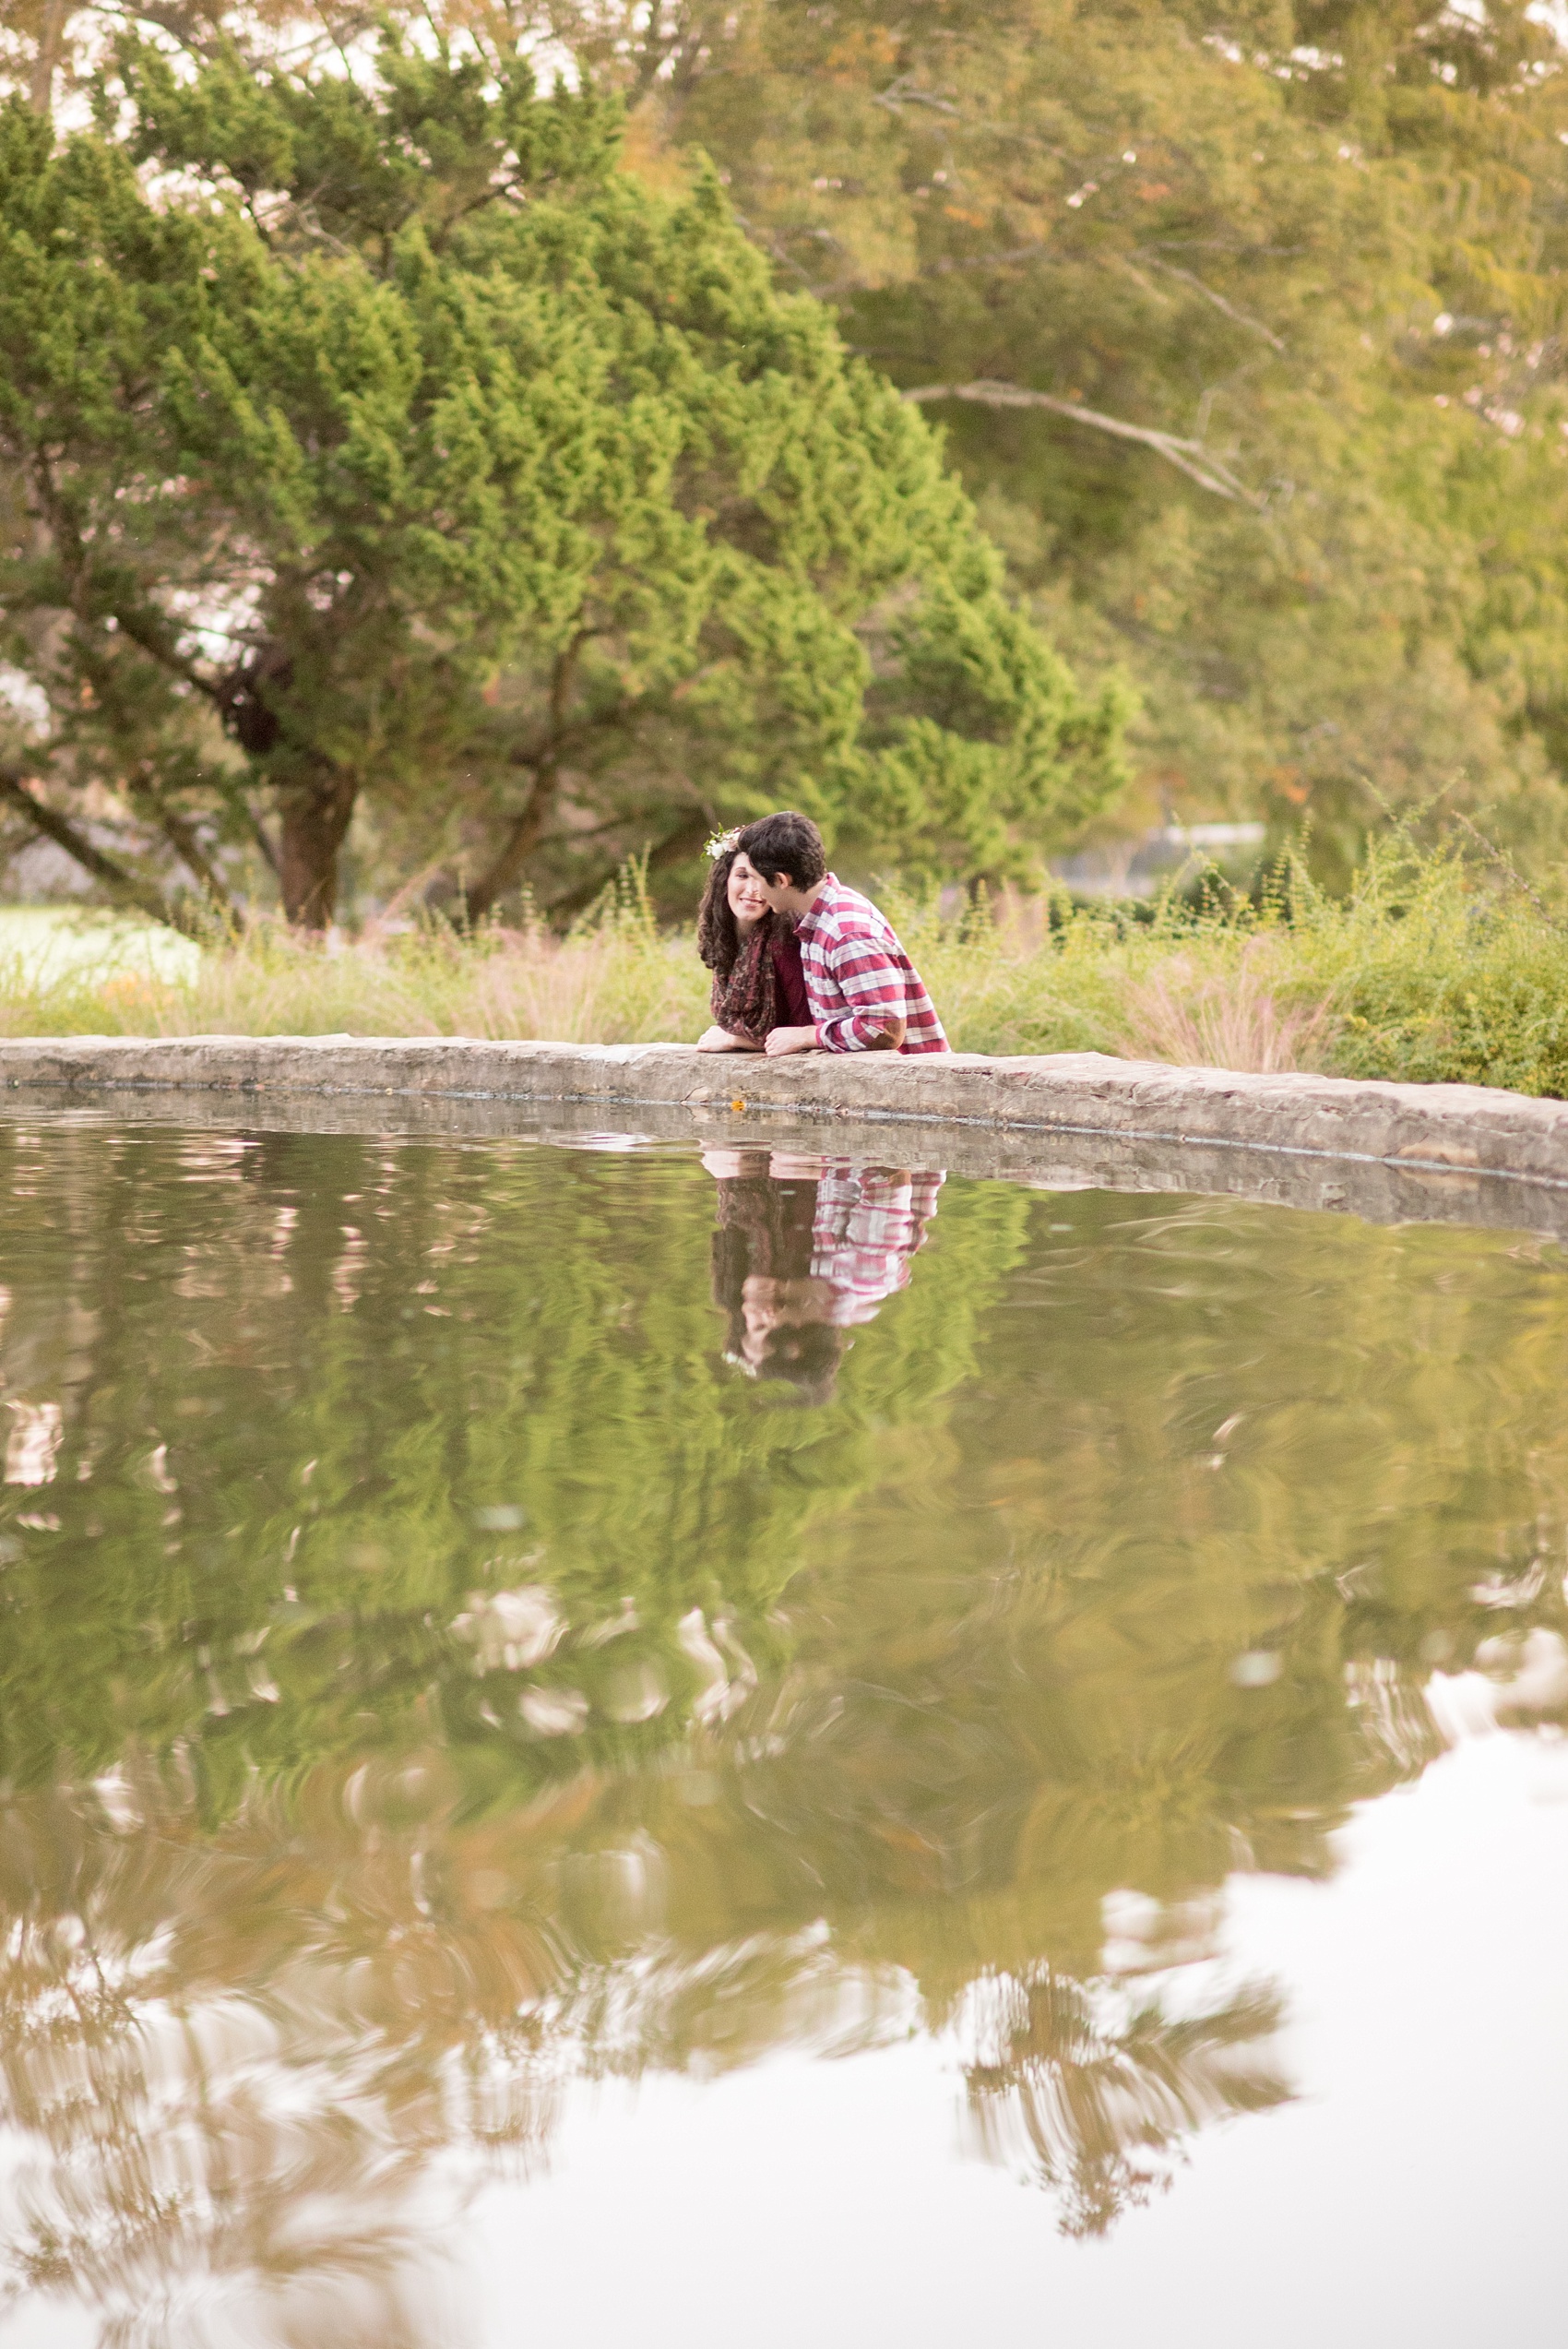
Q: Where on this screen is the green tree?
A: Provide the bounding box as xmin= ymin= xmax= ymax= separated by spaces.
xmin=0 ymin=28 xmax=1123 ymax=925
xmin=20 ymin=4 xmax=1568 ymax=891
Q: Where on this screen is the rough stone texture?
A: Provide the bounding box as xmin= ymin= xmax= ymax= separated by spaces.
xmin=1 ymin=1035 xmax=1565 ymax=1236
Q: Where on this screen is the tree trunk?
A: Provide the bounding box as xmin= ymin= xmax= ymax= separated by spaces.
xmin=462 ymin=775 xmax=557 ymax=923
xmin=279 ymin=781 xmax=356 ymax=929
xmin=28 ymin=0 xmax=67 ymax=113
xmin=464 ymin=634 xmax=588 ymax=921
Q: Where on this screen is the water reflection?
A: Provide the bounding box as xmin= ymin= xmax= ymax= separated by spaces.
xmin=0 ymin=1757 xmax=1290 ymax=2338
xmin=961 ymin=1966 xmax=1290 ymax=2238
xmin=0 ymin=1120 xmax=1563 ymax=2341
xmin=706 ymin=1148 xmax=943 ymax=1396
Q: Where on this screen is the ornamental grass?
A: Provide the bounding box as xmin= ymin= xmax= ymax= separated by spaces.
xmin=2 ymin=831 xmax=1567 ymax=1098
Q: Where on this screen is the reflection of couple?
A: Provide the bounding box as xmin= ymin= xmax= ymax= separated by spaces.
xmin=695 ymin=809 xmax=949 ymax=1058
xmin=706 ymin=1147 xmax=944 ymax=1401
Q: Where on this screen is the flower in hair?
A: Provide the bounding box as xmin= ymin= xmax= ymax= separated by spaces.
xmin=704 ymin=826 xmax=742 ymax=861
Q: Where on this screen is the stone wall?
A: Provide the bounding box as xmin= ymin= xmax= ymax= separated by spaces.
xmin=1 ymin=1034 xmax=1565 ymax=1237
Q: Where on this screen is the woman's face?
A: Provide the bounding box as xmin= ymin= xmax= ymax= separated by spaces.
xmin=727 ymin=852 xmax=770 ymax=927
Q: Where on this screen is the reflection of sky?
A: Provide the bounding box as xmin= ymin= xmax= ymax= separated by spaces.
xmin=455 ymin=1718 xmax=1568 ymax=2349
xmin=17 ymin=1748 xmax=1548 ymax=2343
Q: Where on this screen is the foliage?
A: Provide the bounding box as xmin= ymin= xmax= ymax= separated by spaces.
xmin=14 ymin=1 xmax=1568 ymax=889
xmin=15 ymin=4 xmax=1568 ymax=910
xmin=876 ymin=829 xmax=1568 ymax=1091
xmin=1281 ymin=828 xmax=1568 ymax=1092
xmin=490 ymin=0 xmax=1568 ymax=879
xmin=0 ymin=27 xmax=1123 ymax=929
xmin=896 ymin=829 xmax=1568 ymax=1095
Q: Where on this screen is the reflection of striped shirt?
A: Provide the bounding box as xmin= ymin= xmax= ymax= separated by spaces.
xmin=811 ymin=1165 xmax=944 ymax=1322
xmin=795 ymin=876 xmax=949 ymax=1055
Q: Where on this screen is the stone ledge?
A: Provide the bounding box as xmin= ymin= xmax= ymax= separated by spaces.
xmin=0 ymin=1033 xmax=1565 ymax=1188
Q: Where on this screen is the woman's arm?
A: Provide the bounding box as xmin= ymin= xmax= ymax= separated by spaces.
xmin=697 ymin=1027 xmax=764 ymax=1052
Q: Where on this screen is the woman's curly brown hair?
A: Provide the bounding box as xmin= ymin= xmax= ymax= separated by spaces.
xmin=697 ymin=847 xmax=747 ymax=978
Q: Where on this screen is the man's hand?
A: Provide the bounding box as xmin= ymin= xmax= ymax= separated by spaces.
xmin=763 ymin=1025 xmax=819 ymax=1057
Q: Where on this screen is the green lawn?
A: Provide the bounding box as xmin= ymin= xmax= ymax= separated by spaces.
xmin=0 ymin=906 xmax=202 ymax=984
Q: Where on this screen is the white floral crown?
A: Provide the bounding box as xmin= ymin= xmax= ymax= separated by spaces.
xmin=704 ymin=826 xmax=742 ymax=861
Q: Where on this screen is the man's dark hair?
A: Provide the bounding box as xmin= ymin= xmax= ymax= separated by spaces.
xmin=735 ymin=811 xmax=826 ymax=892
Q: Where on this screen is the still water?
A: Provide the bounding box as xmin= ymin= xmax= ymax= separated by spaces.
xmin=0 ymin=1114 xmax=1564 ymax=2347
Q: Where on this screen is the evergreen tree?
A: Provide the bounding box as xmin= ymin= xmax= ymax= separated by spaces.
xmin=12 ymin=3 xmax=1568 ymax=900
xmin=0 ymin=29 xmax=1123 ymax=925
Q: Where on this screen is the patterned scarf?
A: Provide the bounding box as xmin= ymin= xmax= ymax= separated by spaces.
xmin=710 ymin=917 xmax=782 ymax=1043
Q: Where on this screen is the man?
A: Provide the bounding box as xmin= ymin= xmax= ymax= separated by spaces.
xmin=733 ymin=811 xmax=950 ymax=1057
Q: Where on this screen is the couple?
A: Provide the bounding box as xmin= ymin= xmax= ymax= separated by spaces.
xmin=695 ymin=810 xmax=948 ymax=1057
xmin=707 ymin=1147 xmax=944 ymax=1403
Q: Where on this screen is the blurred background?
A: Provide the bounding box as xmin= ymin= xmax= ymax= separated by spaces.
xmin=8 ymin=6 xmax=1568 ymax=1084
xmin=8 ymin=4 xmax=1568 ymax=914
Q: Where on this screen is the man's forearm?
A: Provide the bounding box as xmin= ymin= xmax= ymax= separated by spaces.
xmin=816 ymin=1011 xmax=907 ymax=1052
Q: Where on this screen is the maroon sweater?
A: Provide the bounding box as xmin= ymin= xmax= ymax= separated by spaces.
xmin=769 ymin=924 xmax=812 ymax=1029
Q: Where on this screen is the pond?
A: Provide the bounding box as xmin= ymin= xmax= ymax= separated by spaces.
xmin=0 ymin=1111 xmax=1564 ymax=2348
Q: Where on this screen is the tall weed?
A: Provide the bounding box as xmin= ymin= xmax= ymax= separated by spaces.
xmin=2 ymin=831 xmax=1565 ymax=1096
xmin=1286 ymin=832 xmax=1568 ymax=1095
xmin=0 ymin=873 xmax=710 ymax=1048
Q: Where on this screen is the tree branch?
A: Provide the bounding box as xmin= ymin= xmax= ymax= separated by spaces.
xmin=919 ymin=243 xmax=1051 ymax=280
xmin=28 ymin=0 xmax=68 ymax=113
xmin=464 ymin=632 xmax=591 ymax=919
xmin=1137 ymin=256 xmax=1286 ymax=352
xmin=901 ymin=380 xmax=1266 ymax=507
xmin=0 ymin=768 xmax=186 ymax=929
xmin=109 ymin=599 xmax=224 ymax=704
xmin=126 ymin=776 xmax=233 ymax=913
xmin=541 ymin=811 xmax=709 ymax=924
xmin=232 ymin=792 xmax=281 ymax=880
xmin=870 ymin=76 xmax=1071 ymax=161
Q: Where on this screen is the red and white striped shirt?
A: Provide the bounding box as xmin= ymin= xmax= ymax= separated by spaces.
xmin=794 ymin=876 xmax=950 ymax=1055
xmin=811 ymin=1164 xmax=944 ymax=1322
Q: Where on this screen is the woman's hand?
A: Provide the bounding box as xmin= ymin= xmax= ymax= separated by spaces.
xmin=762 ymin=1026 xmax=819 ymax=1057
xmin=696 ymin=1026 xmax=762 ymax=1053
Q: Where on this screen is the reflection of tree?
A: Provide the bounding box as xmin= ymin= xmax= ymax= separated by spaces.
xmin=0 ymin=1754 xmax=909 ymax=2340
xmin=1 ymin=1126 xmax=1568 ymax=2326
xmin=962 ymin=1968 xmax=1290 ymax=2238
xmin=0 ymin=1757 xmax=1289 ymax=2335
xmin=0 ymin=1125 xmax=1021 ymax=1806
xmin=0 ymin=1762 xmax=564 ymax=2348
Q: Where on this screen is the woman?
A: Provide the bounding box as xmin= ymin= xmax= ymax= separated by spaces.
xmin=695 ymin=831 xmax=812 ymax=1052
xmin=704 ymin=1145 xmax=848 ymax=1403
